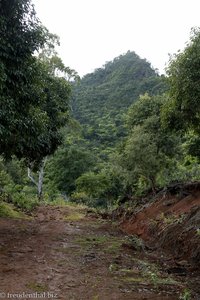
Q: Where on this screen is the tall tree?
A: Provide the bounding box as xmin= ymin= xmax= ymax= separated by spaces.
xmin=45 ymin=141 xmax=95 ymax=197
xmin=0 ymin=0 xmax=46 ymax=159
xmin=163 ymin=28 xmax=200 ymax=134
xmin=25 ymin=54 xmax=76 ymax=199
xmin=0 ymin=0 xmax=76 ymax=199
xmin=118 ymin=94 xmax=179 ymax=193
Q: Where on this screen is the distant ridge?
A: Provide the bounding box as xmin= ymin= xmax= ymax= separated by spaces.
xmin=72 ymin=51 xmax=167 ymax=150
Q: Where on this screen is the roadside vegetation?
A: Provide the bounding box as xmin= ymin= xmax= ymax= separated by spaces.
xmin=0 ymin=2 xmax=200 ymax=217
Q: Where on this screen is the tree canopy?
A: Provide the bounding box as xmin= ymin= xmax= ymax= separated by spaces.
xmin=0 ymin=0 xmax=72 ymax=166
xmin=163 ymin=28 xmax=200 ymax=134
xmin=72 ymin=51 xmax=168 ymax=152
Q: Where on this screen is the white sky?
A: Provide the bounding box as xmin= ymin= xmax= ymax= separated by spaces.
xmin=33 ymin=0 xmax=200 ymax=77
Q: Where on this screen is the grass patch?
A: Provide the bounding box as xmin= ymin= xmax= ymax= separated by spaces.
xmin=74 ymin=234 xmax=125 ymax=254
xmin=64 ymin=204 xmax=87 ymax=221
xmin=0 ymin=202 xmax=27 ymax=219
xmin=108 ymin=257 xmax=180 ymax=289
xmin=56 ymin=235 xmax=121 ymax=256
xmin=116 ymin=259 xmax=179 ymax=288
xmin=64 ymin=211 xmax=85 ymax=222
xmin=74 ymin=235 xmax=109 ymax=247
xmin=26 ymin=282 xmax=48 ymax=292
xmin=105 ymin=240 xmax=124 ymax=254
xmin=122 ymin=275 xmax=178 ymax=286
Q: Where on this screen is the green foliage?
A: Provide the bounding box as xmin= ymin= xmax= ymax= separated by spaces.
xmin=72 ymin=51 xmax=167 ymax=152
xmin=0 ymin=158 xmax=39 ymax=211
xmin=179 ymin=289 xmax=191 ymax=300
xmin=182 ymin=131 xmax=200 ymax=161
xmin=0 ymin=159 xmax=17 ymax=191
xmin=0 ymin=0 xmax=45 ymax=160
xmin=120 ymin=127 xmax=161 ymax=192
xmin=59 ymin=52 xmax=168 ymax=205
xmin=10 ymin=193 xmax=38 ymax=212
xmin=0 ymin=0 xmax=73 ymax=168
xmin=45 ymin=141 xmax=95 ymax=195
xmin=0 ymin=202 xmax=26 ymax=218
xmin=163 ymin=27 xmax=200 ymax=134
xmin=73 ymin=161 xmax=125 ymax=207
xmin=3 ymin=180 xmax=39 ymax=212
xmin=76 ymin=171 xmax=109 ymax=198
xmin=70 ymin=191 xmax=91 ymax=205
xmin=2 ymin=20 xmax=200 ymax=210
xmin=3 ymin=159 xmax=27 ymax=185
xmin=74 ymin=171 xmax=111 ymax=207
xmin=117 ymin=93 xmax=180 ymax=193
xmin=66 ymin=43 xmax=200 ymax=202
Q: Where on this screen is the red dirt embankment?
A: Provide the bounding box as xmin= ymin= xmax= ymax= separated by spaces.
xmin=119 ymin=182 xmax=200 ymax=267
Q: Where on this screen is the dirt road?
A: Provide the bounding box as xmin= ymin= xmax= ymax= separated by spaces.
xmin=0 ymin=205 xmax=196 ymax=299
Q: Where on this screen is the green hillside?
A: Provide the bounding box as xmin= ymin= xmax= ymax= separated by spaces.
xmin=72 ymin=51 xmax=167 ymax=150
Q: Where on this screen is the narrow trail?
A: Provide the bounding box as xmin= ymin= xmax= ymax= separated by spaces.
xmin=0 ymin=205 xmax=194 ymax=300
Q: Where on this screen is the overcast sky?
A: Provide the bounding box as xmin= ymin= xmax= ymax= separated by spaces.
xmin=33 ymin=0 xmax=200 ymax=77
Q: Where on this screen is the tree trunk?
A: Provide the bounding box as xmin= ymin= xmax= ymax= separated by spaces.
xmin=28 ymin=167 xmax=38 ymax=187
xmin=37 ymin=158 xmax=47 ymax=200
xmin=27 ymin=157 xmax=47 ymax=200
xmin=150 ymin=176 xmax=156 ymax=195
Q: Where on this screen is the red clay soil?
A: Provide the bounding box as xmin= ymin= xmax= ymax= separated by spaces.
xmin=120 ymin=190 xmax=200 ymax=238
xmin=0 ymin=205 xmax=197 ymax=300
xmin=119 ymin=184 xmax=200 ymax=277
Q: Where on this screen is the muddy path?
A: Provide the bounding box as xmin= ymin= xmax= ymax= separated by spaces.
xmin=0 ymin=205 xmax=198 ymax=299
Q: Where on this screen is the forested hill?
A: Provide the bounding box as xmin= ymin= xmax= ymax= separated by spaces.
xmin=71 ymin=51 xmax=167 ymax=149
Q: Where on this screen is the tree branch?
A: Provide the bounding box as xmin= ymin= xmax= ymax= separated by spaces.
xmin=27 ymin=168 xmax=38 ymax=187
